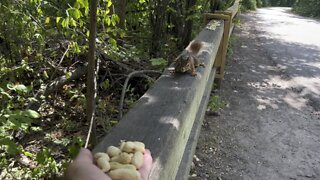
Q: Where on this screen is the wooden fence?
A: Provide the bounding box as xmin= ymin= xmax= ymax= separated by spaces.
xmin=93 ymin=1 xmax=240 ymax=179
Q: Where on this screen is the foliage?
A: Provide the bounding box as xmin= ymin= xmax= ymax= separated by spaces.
xmin=0 ymin=0 xmax=119 ymax=178
xmin=0 ymin=0 xmax=237 ymax=178
xmin=150 ymin=58 xmax=168 ymax=69
xmin=255 ymin=0 xmax=319 ymax=18
xmin=293 ymin=0 xmax=320 ymax=17
xmin=241 ymin=0 xmax=257 ymax=11
xmin=207 ymin=95 xmax=226 ymax=111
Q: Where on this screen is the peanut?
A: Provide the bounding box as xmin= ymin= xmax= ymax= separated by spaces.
xmin=109 ymin=162 xmax=136 ymax=170
xmin=133 ymin=141 xmax=145 ymax=153
xmin=94 ymin=152 xmax=110 ymax=161
xmin=131 ymin=151 xmax=144 ymax=169
xmin=95 ymin=140 xmax=147 ymax=180
xmin=121 ymin=141 xmax=135 ymax=153
xmin=109 ymin=168 xmax=141 ymax=180
xmin=96 ymin=156 xmax=111 ymax=172
xmin=110 ymin=152 xmax=132 ymax=164
xmin=106 ymin=146 xmax=121 ymax=157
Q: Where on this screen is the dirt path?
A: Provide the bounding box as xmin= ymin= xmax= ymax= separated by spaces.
xmin=193 ymin=8 xmax=320 ymax=180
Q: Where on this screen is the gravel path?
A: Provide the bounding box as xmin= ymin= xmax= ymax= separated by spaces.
xmin=193 ymin=7 xmax=320 ymax=180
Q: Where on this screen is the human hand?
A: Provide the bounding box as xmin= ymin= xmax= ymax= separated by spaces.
xmin=65 ymin=148 xmax=153 ymax=180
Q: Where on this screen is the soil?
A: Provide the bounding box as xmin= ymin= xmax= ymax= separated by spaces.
xmin=192 ymin=8 xmax=320 ymax=180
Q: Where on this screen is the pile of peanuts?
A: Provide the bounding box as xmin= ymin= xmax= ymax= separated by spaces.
xmin=94 ymin=141 xmax=145 ymax=180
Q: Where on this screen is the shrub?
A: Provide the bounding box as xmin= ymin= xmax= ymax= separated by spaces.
xmin=241 ymin=0 xmax=257 ymax=11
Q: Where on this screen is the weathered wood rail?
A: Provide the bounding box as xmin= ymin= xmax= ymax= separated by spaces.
xmin=93 ymin=1 xmax=240 ymax=179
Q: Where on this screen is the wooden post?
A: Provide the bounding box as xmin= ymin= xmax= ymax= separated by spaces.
xmin=203 ymin=13 xmax=232 ymax=87
xmin=219 ymin=13 xmax=231 ymax=85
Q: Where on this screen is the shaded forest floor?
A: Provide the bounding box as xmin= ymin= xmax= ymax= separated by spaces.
xmin=192 ymin=8 xmax=320 ymax=179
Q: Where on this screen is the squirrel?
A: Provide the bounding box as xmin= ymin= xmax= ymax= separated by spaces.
xmin=171 ymin=40 xmax=205 ymax=76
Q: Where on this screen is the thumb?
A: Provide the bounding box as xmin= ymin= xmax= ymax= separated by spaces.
xmin=73 ymin=148 xmax=94 ymax=163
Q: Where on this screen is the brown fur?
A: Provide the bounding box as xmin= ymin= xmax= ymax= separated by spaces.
xmin=173 ymin=40 xmax=205 ymax=76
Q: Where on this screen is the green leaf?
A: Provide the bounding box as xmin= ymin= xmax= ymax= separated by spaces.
xmin=22 ymin=110 xmax=41 ymax=119
xmin=31 ymin=126 xmax=42 ymax=132
xmin=45 ymin=17 xmax=50 ymax=24
xmin=36 ymin=148 xmax=51 ymax=165
xmin=23 ymin=151 xmax=33 ymax=157
xmin=56 ymin=17 xmax=62 ymax=23
xmin=74 ymin=1 xmax=81 ymax=9
xmin=107 ymin=0 xmax=112 ymax=7
xmin=7 ymin=84 xmax=28 ymax=94
xmin=101 ymin=79 xmax=110 ymax=90
xmin=105 ymin=16 xmax=111 ymax=26
xmin=70 ymin=18 xmax=77 ymax=27
xmin=108 ymin=38 xmax=117 ymax=46
xmin=1 ymin=92 xmax=12 ymax=99
xmin=0 ymin=138 xmax=20 ymax=155
xmin=61 ymin=18 xmax=69 ymax=28
xmin=68 ymin=8 xmax=82 ymax=19
xmin=66 ymin=71 xmax=71 ymax=79
xmin=7 ymin=83 xmax=15 ymax=90
xmin=150 ymin=58 xmax=167 ymax=66
xmin=139 ymin=0 xmax=146 ymax=3
xmin=77 ymin=0 xmax=88 ymax=8
xmin=79 ymin=20 xmax=84 ymax=27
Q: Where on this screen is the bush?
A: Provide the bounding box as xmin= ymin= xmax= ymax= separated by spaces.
xmin=241 ymin=0 xmax=257 ymax=11
xmin=293 ymin=0 xmax=320 ymax=17
xmin=256 ymin=0 xmax=263 ymax=7
xmin=261 ymin=0 xmax=270 ymax=6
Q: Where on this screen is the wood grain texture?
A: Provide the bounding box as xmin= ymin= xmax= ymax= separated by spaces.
xmin=175 ymin=67 xmax=217 ymax=180
xmin=93 ymin=22 xmax=224 ymax=180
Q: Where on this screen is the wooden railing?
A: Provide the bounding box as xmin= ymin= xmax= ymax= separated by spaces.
xmin=93 ymin=1 xmax=240 ymax=179
xmin=204 ymin=0 xmax=241 ymax=86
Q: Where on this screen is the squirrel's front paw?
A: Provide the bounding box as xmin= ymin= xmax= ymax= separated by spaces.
xmin=190 ymin=71 xmax=197 ymax=76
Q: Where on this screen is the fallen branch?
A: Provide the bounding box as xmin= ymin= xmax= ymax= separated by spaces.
xmin=44 ymin=65 xmax=87 ymax=96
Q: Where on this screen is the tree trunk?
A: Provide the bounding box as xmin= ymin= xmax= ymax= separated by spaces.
xmin=168 ymin=0 xmax=185 ymax=49
xmin=182 ymin=0 xmax=197 ymax=47
xmin=86 ymin=0 xmax=98 ymax=147
xmin=150 ymin=0 xmax=169 ymax=57
xmin=116 ymin=0 xmax=126 ymax=30
xmin=210 ymin=0 xmax=222 ymax=13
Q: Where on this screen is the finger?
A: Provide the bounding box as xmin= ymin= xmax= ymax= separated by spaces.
xmin=73 ymin=148 xmax=94 ymax=163
xmin=139 ymin=149 xmax=153 ymax=180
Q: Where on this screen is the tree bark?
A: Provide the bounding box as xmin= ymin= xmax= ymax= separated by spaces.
xmin=116 ymin=0 xmax=126 ymax=30
xmin=182 ymin=0 xmax=197 ymax=47
xmin=86 ymin=0 xmax=98 ymax=148
xmin=168 ymin=0 xmax=185 ymax=49
xmin=150 ymin=0 xmax=170 ymax=57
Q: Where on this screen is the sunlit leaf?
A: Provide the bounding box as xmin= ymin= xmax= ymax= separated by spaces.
xmin=45 ymin=17 xmax=50 ymax=24
xmin=68 ymin=8 xmax=82 ymax=19
xmin=15 ymin=84 xmax=28 ymax=94
xmin=23 ymin=151 xmax=33 ymax=157
xmin=108 ymin=38 xmax=117 ymax=46
xmin=56 ymin=17 xmax=62 ymax=23
xmin=1 ymin=92 xmax=12 ymax=99
xmin=22 ymin=110 xmax=41 ymax=119
xmin=107 ymin=0 xmax=112 ymax=7
xmin=66 ymin=71 xmax=71 ymax=79
xmin=61 ymin=18 xmax=69 ymax=28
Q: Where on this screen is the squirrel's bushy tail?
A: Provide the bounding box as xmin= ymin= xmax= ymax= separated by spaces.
xmin=187 ymin=40 xmax=203 ymax=55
